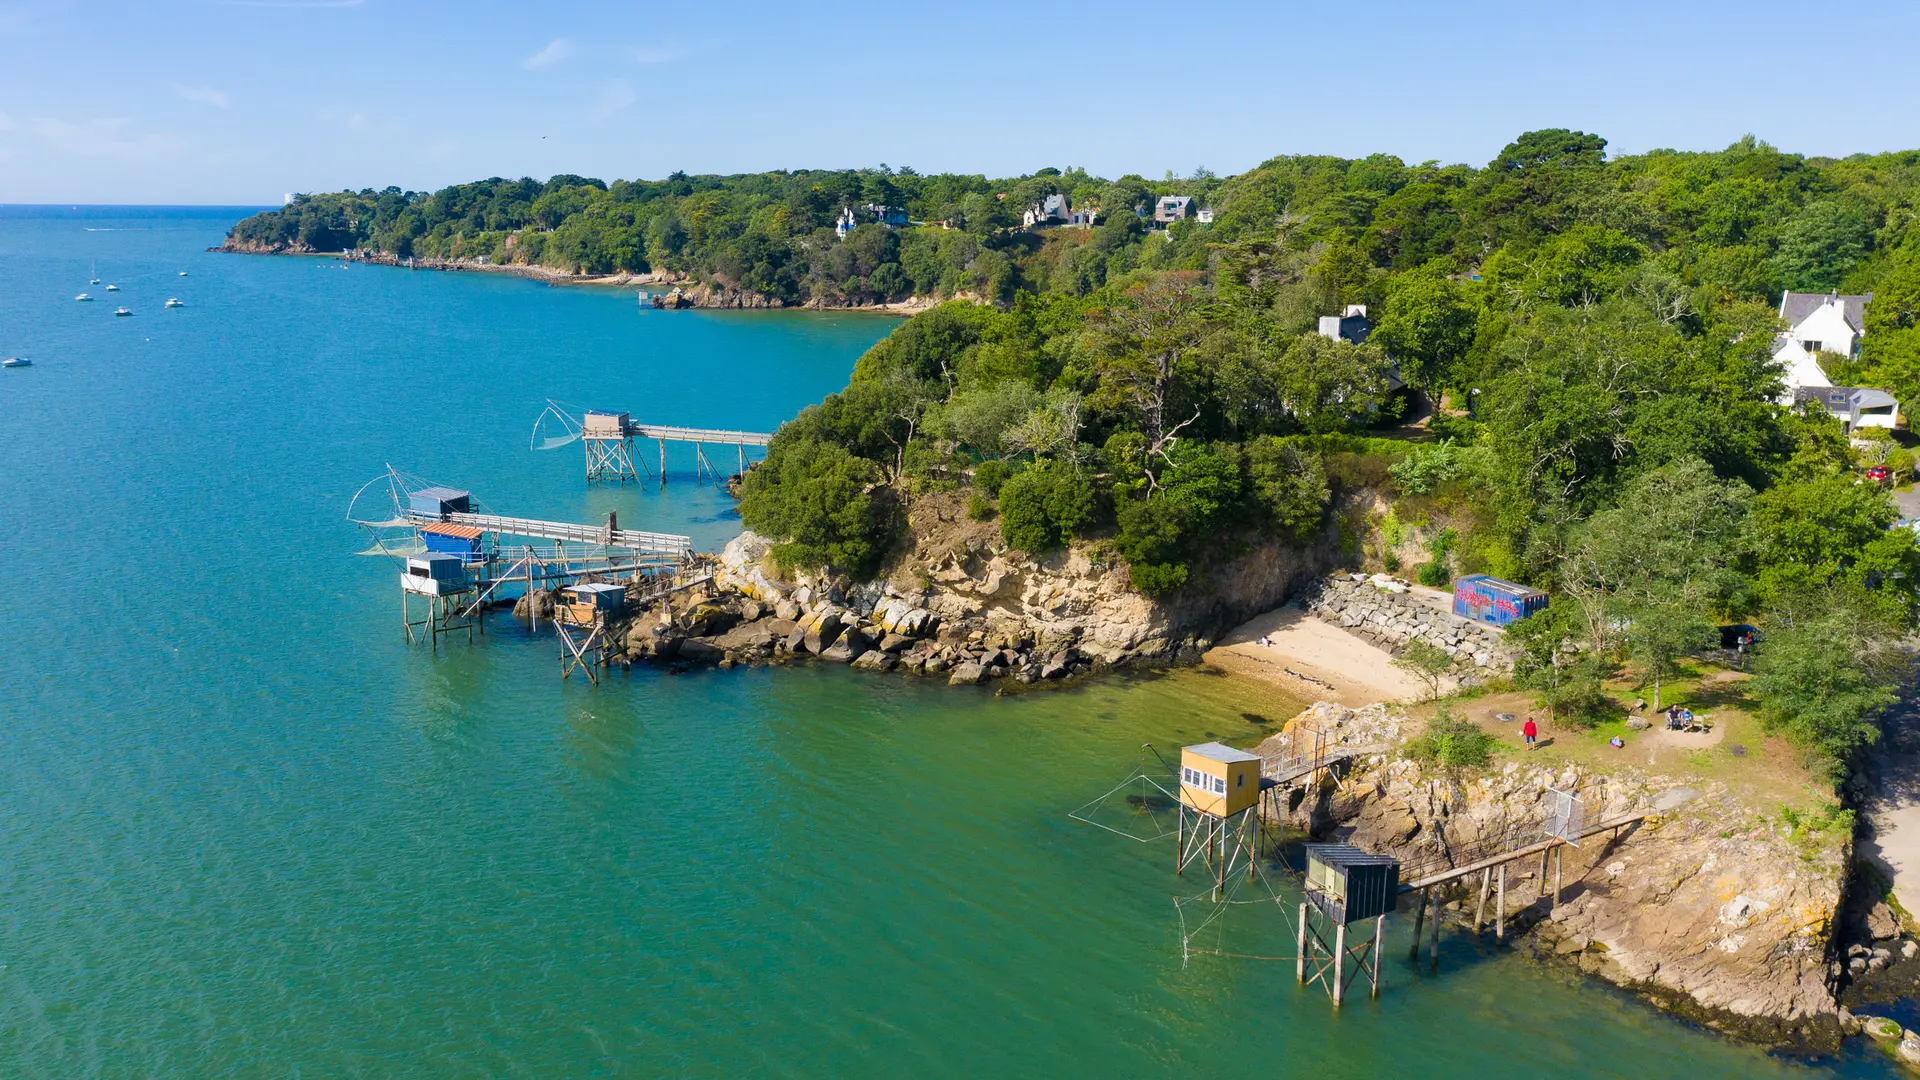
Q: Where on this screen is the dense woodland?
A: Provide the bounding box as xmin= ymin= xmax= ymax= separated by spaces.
xmin=239 ymin=130 xmax=1920 ymax=766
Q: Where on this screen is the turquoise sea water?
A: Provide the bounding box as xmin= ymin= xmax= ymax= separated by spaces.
xmin=0 ymin=206 xmax=1898 ymax=1077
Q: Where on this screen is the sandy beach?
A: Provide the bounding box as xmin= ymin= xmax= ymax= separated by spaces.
xmin=1203 ymin=605 xmax=1428 ymax=707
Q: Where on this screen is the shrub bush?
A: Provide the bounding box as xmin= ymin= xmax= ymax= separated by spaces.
xmin=999 ymin=460 xmax=1101 ymax=553
xmin=1406 ymin=705 xmax=1496 ymax=771
xmin=972 ymin=458 xmax=1012 ymax=496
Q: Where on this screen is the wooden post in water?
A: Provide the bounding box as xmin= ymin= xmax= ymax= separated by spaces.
xmin=659 ymin=438 xmax=666 ymax=485
xmin=1332 ymin=921 xmax=1347 ymax=1007
xmin=1408 ymin=887 xmax=1427 ymax=962
xmin=1371 ymin=914 xmax=1386 ymax=997
xmin=1496 ymin=863 xmax=1507 ymax=940
xmin=1474 ymin=868 xmax=1491 ymax=934
xmin=1296 ymin=902 xmax=1309 ymax=983
xmin=1425 ymin=887 xmax=1441 ymax=972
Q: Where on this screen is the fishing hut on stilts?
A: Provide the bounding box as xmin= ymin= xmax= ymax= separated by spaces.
xmin=1296 ymin=844 xmax=1399 ymax=1006
xmin=348 ymin=467 xmax=693 ymax=678
xmin=581 ymin=410 xmax=640 ymax=484
xmin=400 ymin=487 xmax=486 ymax=647
xmin=555 ymin=582 xmax=626 ymax=683
xmin=532 ymin=400 xmax=771 ymax=487
xmin=1174 ymin=743 xmax=1270 ymax=900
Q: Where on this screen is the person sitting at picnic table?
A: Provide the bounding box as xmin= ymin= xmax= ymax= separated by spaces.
xmin=1665 ymin=705 xmax=1683 ymax=730
xmin=1679 ymin=708 xmax=1695 ymax=730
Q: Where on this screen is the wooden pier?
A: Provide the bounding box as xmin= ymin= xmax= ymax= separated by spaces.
xmin=1400 ymin=811 xmax=1647 ymax=969
xmin=534 ymin=401 xmax=772 ymax=485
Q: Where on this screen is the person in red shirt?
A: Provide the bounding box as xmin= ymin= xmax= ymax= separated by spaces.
xmin=1522 ymin=717 xmax=1539 ymax=750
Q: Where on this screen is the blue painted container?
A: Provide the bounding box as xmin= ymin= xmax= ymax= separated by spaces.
xmin=1452 ymin=574 xmax=1547 ymax=626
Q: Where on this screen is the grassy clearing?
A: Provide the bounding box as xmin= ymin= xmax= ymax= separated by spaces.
xmin=1408 ymin=660 xmax=1836 ymax=817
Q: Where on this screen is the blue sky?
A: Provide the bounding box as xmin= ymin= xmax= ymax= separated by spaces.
xmin=2 ymin=0 xmax=1917 ymax=203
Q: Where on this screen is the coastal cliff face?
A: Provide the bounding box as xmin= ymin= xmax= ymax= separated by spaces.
xmin=719 ymin=489 xmax=1338 ymax=672
xmin=1265 ymin=703 xmax=1847 ymax=1049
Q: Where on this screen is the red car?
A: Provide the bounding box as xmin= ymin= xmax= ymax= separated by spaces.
xmin=1866 ymin=466 xmax=1892 ymax=482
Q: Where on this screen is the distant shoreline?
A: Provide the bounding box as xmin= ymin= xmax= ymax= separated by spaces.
xmin=209 ymin=244 xmax=943 ymax=315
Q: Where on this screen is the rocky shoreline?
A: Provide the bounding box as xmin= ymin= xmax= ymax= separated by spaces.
xmin=500 ymin=541 xmax=1908 ymax=1058
xmin=211 ymin=241 xmax=950 ymax=314
xmin=1263 ymin=701 xmax=1858 ymax=1053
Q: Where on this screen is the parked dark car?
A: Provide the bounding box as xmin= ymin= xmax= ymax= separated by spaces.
xmin=1718 ymin=624 xmax=1761 ymax=649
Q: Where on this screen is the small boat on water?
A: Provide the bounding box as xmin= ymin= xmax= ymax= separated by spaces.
xmin=3 ymin=358 xmax=31 ymax=368
xmin=114 ymin=307 xmax=132 ymax=317
xmin=75 ymin=293 xmax=93 ymax=301
xmin=165 ymin=298 xmax=184 ymax=308
xmin=105 ymin=284 xmax=119 ymax=292
xmin=178 ymin=271 xmax=189 ymax=277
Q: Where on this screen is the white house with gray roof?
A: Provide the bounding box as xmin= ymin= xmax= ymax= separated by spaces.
xmin=1773 ymin=290 xmax=1869 ymax=393
xmin=1772 ymin=290 xmax=1899 ymax=428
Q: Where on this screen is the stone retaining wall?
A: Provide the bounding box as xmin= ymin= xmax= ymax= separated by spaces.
xmin=1302 ymin=572 xmax=1520 ymax=674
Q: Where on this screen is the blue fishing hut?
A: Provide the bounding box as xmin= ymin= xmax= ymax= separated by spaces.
xmin=419 ymin=522 xmax=486 ymax=564
xmin=1452 ymin=574 xmax=1547 ymax=627
xmin=408 ymin=486 xmax=472 ymax=521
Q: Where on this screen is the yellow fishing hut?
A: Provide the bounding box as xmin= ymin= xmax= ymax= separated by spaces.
xmin=1178 ymin=742 xmax=1262 ymax=818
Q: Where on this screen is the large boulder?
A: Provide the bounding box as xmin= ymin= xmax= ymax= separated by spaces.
xmin=678 ymin=638 xmax=725 ymax=664
xmin=948 ymin=661 xmax=987 ymax=686
xmin=684 ymin=603 xmax=741 ymax=637
xmin=819 ymin=626 xmax=871 ymax=663
xmin=850 ymin=650 xmax=896 ymax=673
xmin=800 ymin=609 xmax=845 ymax=654
xmin=513 ymin=589 xmax=558 ymax=619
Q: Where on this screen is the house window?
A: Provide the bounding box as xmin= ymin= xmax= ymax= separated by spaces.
xmin=1803 ymin=340 xmax=1822 ymax=353
xmin=1212 ymin=775 xmax=1226 ymax=795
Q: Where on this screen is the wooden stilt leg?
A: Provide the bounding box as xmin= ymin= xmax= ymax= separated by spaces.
xmin=1496 ymin=863 xmax=1506 ymax=941
xmin=1333 ymin=922 xmax=1347 ymax=1007
xmin=1554 ymin=846 xmax=1564 ymax=912
xmin=1371 ymin=914 xmax=1385 ymax=997
xmin=1426 ymin=888 xmax=1441 ymax=972
xmin=1296 ymin=902 xmax=1309 ymax=984
xmin=1408 ymin=887 xmax=1427 ymax=962
xmin=1475 ymin=867 xmax=1491 ymax=934
xmin=1175 ymin=805 xmax=1183 ymax=875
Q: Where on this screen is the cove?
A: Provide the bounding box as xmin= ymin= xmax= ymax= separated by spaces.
xmin=0 ymin=206 xmax=1899 ymax=1077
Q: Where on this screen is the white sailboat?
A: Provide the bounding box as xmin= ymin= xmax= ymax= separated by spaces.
xmin=165 ymin=298 xmax=184 ymax=308
xmin=75 ymin=292 xmax=93 ymax=301
xmin=114 ymin=307 xmax=132 ymax=317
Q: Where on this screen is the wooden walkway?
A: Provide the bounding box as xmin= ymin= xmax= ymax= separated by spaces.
xmin=627 ymin=423 xmax=770 ymax=448
xmin=407 ymin=509 xmax=692 ymax=558
xmin=1399 ymin=812 xmax=1648 ymax=969
xmin=1401 ymin=812 xmax=1648 ymax=891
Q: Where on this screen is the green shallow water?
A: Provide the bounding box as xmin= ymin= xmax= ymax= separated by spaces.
xmin=0 ymin=207 xmax=1897 ymax=1077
